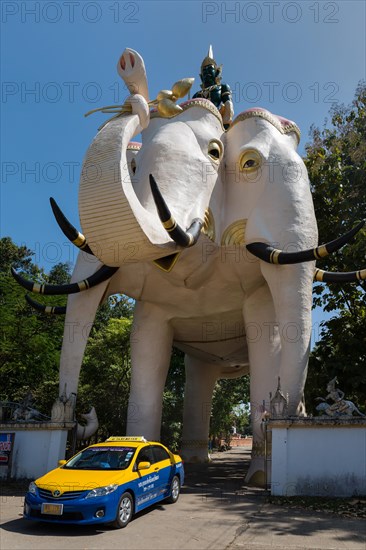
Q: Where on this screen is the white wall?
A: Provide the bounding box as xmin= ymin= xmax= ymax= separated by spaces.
xmin=0 ymin=425 xmax=70 ymax=479
xmin=271 ymin=421 xmax=366 ymax=497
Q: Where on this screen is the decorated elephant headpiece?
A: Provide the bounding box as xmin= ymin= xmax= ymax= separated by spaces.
xmin=230 ymin=107 xmax=301 ymax=144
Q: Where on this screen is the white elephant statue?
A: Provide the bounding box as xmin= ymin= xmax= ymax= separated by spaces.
xmin=13 ymin=49 xmax=365 ymax=485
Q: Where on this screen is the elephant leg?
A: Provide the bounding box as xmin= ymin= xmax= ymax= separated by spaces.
xmin=59 ymin=253 xmax=109 ymax=398
xmin=181 ymin=356 xmax=221 ymax=463
xmin=261 ymin=262 xmax=313 ymax=415
xmin=126 ymin=302 xmax=173 ymax=441
xmin=243 ymin=283 xmax=281 ymax=486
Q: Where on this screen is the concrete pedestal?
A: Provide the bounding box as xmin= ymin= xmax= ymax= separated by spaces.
xmin=0 ymin=422 xmax=74 ymax=479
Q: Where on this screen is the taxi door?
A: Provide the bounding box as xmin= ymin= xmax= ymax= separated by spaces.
xmin=134 ymin=446 xmax=161 ymax=511
xmin=150 ymin=445 xmax=173 ymax=500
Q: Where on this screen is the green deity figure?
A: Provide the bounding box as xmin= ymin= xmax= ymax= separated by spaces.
xmin=193 ymin=46 xmax=234 ymax=129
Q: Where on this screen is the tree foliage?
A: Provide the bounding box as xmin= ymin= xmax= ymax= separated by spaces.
xmin=210 ymin=376 xmax=250 ymax=440
xmin=0 ymin=238 xmax=69 ymax=411
xmin=77 ymin=317 xmax=132 ymax=440
xmin=305 ymin=81 xmax=366 ymax=413
xmin=161 ymin=348 xmax=185 ymax=450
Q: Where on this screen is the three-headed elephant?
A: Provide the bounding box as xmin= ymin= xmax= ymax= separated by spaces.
xmin=13 ymin=49 xmax=365 ymax=485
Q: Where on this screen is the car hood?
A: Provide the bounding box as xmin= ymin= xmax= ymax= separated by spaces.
xmin=35 ymin=467 xmax=127 ymax=493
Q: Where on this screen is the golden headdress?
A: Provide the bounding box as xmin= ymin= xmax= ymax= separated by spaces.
xmin=200 ymin=45 xmax=223 ymax=85
xmin=201 ymin=45 xmax=218 ymax=71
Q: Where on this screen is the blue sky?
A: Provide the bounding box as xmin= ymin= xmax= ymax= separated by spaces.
xmin=1 ymin=0 xmax=365 ymax=339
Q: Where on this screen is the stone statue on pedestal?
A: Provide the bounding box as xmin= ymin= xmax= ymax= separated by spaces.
xmin=316 ymin=377 xmax=365 ymax=417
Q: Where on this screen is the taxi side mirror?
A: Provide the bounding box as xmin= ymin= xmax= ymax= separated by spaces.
xmin=138 ymin=461 xmax=151 ymax=470
xmin=58 ymin=460 xmax=67 ymax=467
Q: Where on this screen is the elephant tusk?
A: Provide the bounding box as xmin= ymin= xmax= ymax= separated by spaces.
xmin=50 ymin=198 xmax=94 ymax=256
xmin=314 ymin=268 xmax=366 ymax=283
xmin=149 ymin=174 xmax=203 ymax=247
xmin=246 ymin=220 xmax=365 ymax=264
xmin=11 ymin=265 xmax=118 ymax=295
xmin=25 ymin=294 xmax=66 ymax=314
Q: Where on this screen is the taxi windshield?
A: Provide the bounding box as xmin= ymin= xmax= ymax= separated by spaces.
xmin=64 ymin=446 xmax=136 ymax=470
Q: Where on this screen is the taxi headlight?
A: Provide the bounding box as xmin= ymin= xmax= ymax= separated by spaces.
xmin=28 ymin=481 xmax=37 ymax=495
xmin=85 ymin=484 xmax=118 ymax=499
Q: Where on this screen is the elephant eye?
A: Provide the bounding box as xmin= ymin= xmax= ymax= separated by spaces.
xmin=131 ymin=158 xmax=137 ymax=174
xmin=208 ymin=140 xmax=223 ymax=161
xmin=239 ymin=149 xmax=262 ymax=172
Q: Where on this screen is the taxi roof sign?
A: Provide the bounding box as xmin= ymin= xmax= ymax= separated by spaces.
xmin=105 ymin=436 xmax=147 ymax=442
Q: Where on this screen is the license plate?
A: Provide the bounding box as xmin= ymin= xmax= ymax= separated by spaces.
xmin=41 ymin=503 xmax=63 ymax=515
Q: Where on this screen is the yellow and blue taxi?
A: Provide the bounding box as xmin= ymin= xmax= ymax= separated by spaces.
xmin=24 ymin=436 xmax=184 ymax=528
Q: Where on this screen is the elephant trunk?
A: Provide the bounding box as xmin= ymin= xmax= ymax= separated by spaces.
xmin=117 ymin=48 xmax=149 ymax=101
xmin=76 ymin=407 xmax=99 ymax=440
xmin=78 ymin=102 xmax=176 ymax=267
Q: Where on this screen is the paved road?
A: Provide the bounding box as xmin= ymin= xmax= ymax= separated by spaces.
xmin=1 ymin=448 xmax=365 ymax=550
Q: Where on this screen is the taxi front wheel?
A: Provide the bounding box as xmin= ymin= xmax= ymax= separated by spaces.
xmin=113 ymin=492 xmax=133 ymax=528
xmin=166 ymin=475 xmax=180 ymax=504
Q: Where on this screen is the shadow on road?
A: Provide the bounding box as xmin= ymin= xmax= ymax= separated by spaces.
xmin=0 ymin=504 xmax=168 ymax=537
xmin=182 ymin=447 xmax=259 ymax=504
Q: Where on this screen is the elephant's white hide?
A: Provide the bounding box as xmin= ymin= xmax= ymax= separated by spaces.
xmin=224 ymin=116 xmax=318 ymax=252
xmin=79 ymin=101 xmax=224 ymax=267
xmin=135 ymin=107 xmax=224 ymax=229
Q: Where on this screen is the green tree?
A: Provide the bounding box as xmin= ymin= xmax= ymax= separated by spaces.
xmin=0 ymin=237 xmax=38 ymax=275
xmin=305 ymin=81 xmax=366 ymax=413
xmin=161 ymin=347 xmax=185 ymax=450
xmin=93 ymin=295 xmax=134 ymax=331
xmin=77 ymin=317 xmax=132 ymax=440
xmin=210 ymin=376 xmax=250 ymax=441
xmin=0 ymin=238 xmax=69 ymax=413
xmin=48 ymin=262 xmax=73 ymax=284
